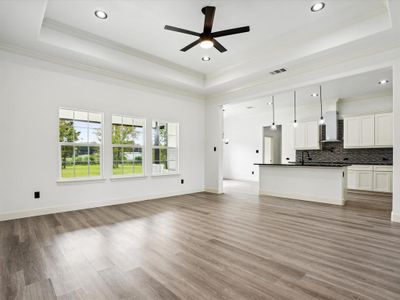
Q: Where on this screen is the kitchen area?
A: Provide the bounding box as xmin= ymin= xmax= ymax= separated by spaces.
xmin=223 ymin=68 xmax=393 ymax=209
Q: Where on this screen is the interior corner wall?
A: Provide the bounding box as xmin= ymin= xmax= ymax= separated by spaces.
xmin=392 ymin=60 xmax=400 ymax=223
xmin=0 ymin=51 xmax=206 ymax=220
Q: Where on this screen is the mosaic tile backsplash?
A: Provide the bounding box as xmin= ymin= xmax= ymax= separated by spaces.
xmin=295 ymin=120 xmax=393 ymax=165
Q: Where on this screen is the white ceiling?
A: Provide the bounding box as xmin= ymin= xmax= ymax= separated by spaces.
xmin=44 ymin=0 xmax=387 ymax=74
xmin=0 ymin=0 xmax=399 ymax=99
xmin=224 ymin=68 xmax=393 ymax=117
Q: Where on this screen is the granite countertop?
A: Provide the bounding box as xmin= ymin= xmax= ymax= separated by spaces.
xmin=254 ymin=163 xmax=349 ymax=167
xmin=289 ymin=161 xmax=393 ymax=166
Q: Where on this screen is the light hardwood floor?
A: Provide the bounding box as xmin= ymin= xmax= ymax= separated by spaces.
xmin=1 ymin=191 xmax=400 ymax=299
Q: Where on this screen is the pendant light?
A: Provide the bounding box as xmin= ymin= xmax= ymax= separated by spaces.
xmin=271 ymin=96 xmax=277 ymax=130
xmin=293 ymin=91 xmax=298 ymax=128
xmin=319 ymin=85 xmax=325 ymax=125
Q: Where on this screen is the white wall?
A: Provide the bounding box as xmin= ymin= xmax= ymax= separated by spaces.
xmin=338 ymin=92 xmax=393 ymax=117
xmin=0 ymin=51 xmax=205 ymax=220
xmin=392 ymin=60 xmax=400 ymax=223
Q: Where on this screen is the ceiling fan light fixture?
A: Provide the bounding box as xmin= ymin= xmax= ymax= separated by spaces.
xmin=200 ymin=40 xmax=214 ymax=49
xmin=311 ymin=2 xmax=325 ymax=12
xmin=94 ymin=10 xmax=108 ymax=19
xmin=378 ymin=79 xmax=389 ymax=85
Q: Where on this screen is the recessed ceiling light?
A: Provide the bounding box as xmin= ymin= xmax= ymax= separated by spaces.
xmin=267 ymin=102 xmax=272 ymax=106
xmin=311 ymin=2 xmax=325 ymax=12
xmin=95 ymin=10 xmax=108 ymax=19
xmin=311 ymin=93 xmax=319 ymax=97
xmin=202 ymin=56 xmax=211 ymax=61
xmin=246 ymin=106 xmax=254 ymax=109
xmin=200 ymin=40 xmax=214 ymax=49
xmin=378 ymin=79 xmax=389 ymax=85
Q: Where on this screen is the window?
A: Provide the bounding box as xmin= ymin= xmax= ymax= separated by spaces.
xmin=112 ymin=115 xmax=145 ymax=176
xmin=59 ymin=108 xmax=103 ymax=179
xmin=152 ymin=121 xmax=179 ymax=175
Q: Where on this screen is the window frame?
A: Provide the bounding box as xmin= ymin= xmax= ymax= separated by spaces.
xmin=111 ymin=114 xmax=146 ymax=178
xmin=58 ymin=107 xmax=104 ymax=182
xmin=151 ymin=120 xmax=180 ymax=176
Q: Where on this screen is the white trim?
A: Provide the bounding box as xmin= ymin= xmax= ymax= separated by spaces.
xmin=151 ymin=173 xmax=180 ymax=177
xmin=57 ymin=177 xmax=106 ymax=184
xmin=110 ymin=175 xmax=146 ymax=181
xmin=391 ymin=211 xmax=400 ymax=223
xmin=259 ymin=190 xmax=346 ymax=206
xmin=0 ymin=189 xmax=204 ymax=221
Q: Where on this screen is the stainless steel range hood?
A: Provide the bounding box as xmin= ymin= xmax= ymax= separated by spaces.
xmin=321 ymin=111 xmax=341 ymax=143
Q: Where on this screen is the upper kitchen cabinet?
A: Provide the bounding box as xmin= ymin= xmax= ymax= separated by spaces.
xmin=344 ymin=113 xmax=392 ymax=148
xmin=294 ymin=121 xmax=320 ymax=150
xmin=375 ymin=113 xmax=393 ymax=147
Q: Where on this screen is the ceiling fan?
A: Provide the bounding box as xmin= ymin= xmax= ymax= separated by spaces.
xmin=164 ymin=6 xmax=250 ymax=53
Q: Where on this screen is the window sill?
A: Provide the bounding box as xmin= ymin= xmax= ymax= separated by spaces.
xmin=57 ymin=177 xmax=106 ymax=184
xmin=110 ymin=175 xmax=146 ymax=181
xmin=151 ymin=173 xmax=180 ymax=177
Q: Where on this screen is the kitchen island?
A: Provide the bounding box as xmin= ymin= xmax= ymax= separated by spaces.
xmin=255 ymin=163 xmax=348 ymax=205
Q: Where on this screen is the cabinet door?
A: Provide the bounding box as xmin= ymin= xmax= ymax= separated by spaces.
xmin=359 ymin=115 xmax=375 ymax=147
xmin=347 ymin=170 xmax=357 ymax=189
xmin=294 ymin=123 xmax=306 ymax=149
xmin=356 ymin=171 xmax=373 ymax=191
xmin=305 ymin=121 xmax=320 ymax=149
xmin=344 ymin=118 xmax=360 ymax=148
xmin=374 ymin=171 xmax=392 ymax=193
xmin=375 ymin=113 xmax=393 ymax=147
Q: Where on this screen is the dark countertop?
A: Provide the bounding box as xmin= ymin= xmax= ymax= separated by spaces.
xmin=289 ymin=161 xmax=393 ymax=166
xmin=254 ymin=163 xmax=349 ymax=168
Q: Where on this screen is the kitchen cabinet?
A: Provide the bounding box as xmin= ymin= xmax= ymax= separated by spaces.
xmin=344 ymin=115 xmax=374 ymax=148
xmin=347 ymin=165 xmax=392 ymax=193
xmin=344 ymin=113 xmax=392 ymax=148
xmin=294 ymin=121 xmax=320 ymax=150
xmin=375 ymin=113 xmax=393 ymax=147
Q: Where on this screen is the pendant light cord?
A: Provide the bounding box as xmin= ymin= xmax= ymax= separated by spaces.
xmin=294 ymin=91 xmax=297 ymax=122
xmin=272 ymin=96 xmax=275 ymax=124
xmin=319 ymin=85 xmax=323 ymax=119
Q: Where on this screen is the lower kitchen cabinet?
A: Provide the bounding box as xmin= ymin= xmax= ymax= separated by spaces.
xmin=347 ymin=165 xmax=392 ymax=193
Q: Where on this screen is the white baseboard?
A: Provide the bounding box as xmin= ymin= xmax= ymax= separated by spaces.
xmin=204 ymin=188 xmax=223 ymax=194
xmin=391 ymin=211 xmax=400 ymax=223
xmin=259 ymin=190 xmax=345 ymax=206
xmin=0 ymin=189 xmax=204 ymax=221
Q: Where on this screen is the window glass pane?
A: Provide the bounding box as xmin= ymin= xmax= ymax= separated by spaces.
xmin=112 ymin=115 xmax=122 ymax=124
xmin=152 ymin=121 xmax=159 ymax=146
xmin=159 ymin=123 xmax=168 ymax=146
xmin=74 ymin=111 xmax=88 ymax=122
xmin=123 ymin=148 xmax=134 ymax=175
xmin=134 ymin=148 xmax=143 ymax=174
xmin=59 ymin=109 xmax=73 ymax=120
xmin=122 ymin=124 xmax=134 ymax=144
xmin=74 ymin=146 xmax=89 ymax=177
xmin=89 ymin=120 xmax=102 ymax=144
xmin=123 ymin=117 xmax=133 ymax=126
xmin=112 ymin=123 xmax=122 ymax=144
xmin=168 ymin=123 xmax=178 ymax=135
xmin=89 ymin=146 xmax=100 ymax=177
xmin=167 ymin=160 xmax=177 ymax=172
xmin=168 ymin=135 xmax=177 ymax=147
xmin=113 ymin=147 xmax=123 ymax=175
xmin=61 ymin=146 xmax=74 ymax=178
xmin=74 ymin=126 xmax=88 ymax=143
xmin=134 ymin=124 xmax=144 ymax=146
xmin=89 ymin=112 xmax=101 ymax=123
xmin=167 ymin=148 xmax=177 ymax=161
xmin=59 ymin=119 xmax=75 ymax=142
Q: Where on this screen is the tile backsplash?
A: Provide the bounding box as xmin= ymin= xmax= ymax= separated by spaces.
xmin=295 ymin=120 xmax=393 ymax=165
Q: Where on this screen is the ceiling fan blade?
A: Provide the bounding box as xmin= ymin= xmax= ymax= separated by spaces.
xmin=213 ymin=39 xmax=227 ymax=53
xmin=180 ymin=39 xmax=201 ymax=52
xmin=212 ymin=26 xmax=250 ymax=38
xmin=164 ymin=25 xmax=200 ymax=37
xmin=202 ymin=6 xmax=216 ymax=33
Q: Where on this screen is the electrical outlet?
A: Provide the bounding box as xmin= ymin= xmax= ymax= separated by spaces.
xmin=181 ymin=179 xmax=184 ymax=184
xmin=251 ymin=171 xmax=255 ymax=175
xmin=256 ymin=150 xmax=259 ymax=153
xmin=34 ymin=191 xmax=40 ymax=199
xmin=213 ymin=147 xmax=217 ymax=152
